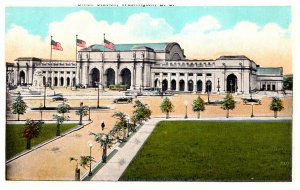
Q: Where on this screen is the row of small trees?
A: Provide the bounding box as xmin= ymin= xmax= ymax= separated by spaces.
xmin=70 ymin=100 xmax=152 ymax=180
xmin=160 ymin=94 xmax=284 ymax=118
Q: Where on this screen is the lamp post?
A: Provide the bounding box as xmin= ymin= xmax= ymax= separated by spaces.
xmin=206 ymin=82 xmax=210 ymax=103
xmin=88 ymin=107 xmax=91 ymax=121
xmin=251 ymin=102 xmax=254 ymax=118
xmin=39 ymin=103 xmax=43 ymax=121
xmin=217 ymin=78 xmax=220 ymax=93
xmin=126 ymin=116 xmax=130 ymax=137
xmin=95 ymin=82 xmax=101 ymax=108
xmin=88 ymin=142 xmax=93 ymax=176
xmin=43 ymin=82 xmax=47 ymax=109
xmin=184 ymin=100 xmax=188 ymax=119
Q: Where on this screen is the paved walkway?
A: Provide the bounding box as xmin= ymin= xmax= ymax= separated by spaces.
xmin=90 ymin=116 xmax=292 ymax=181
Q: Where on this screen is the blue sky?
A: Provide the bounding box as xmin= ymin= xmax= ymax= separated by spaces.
xmin=6 ymin=6 xmax=291 ymax=37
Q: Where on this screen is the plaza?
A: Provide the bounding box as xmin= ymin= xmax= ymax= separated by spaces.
xmin=5 ymin=87 xmax=292 ymax=180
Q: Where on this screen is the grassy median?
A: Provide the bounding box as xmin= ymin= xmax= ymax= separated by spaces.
xmin=120 ymin=121 xmax=292 ymax=181
xmin=6 ymin=123 xmax=78 ymax=160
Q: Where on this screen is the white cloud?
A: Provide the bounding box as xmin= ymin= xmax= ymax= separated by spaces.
xmin=5 ymin=11 xmax=292 ymax=73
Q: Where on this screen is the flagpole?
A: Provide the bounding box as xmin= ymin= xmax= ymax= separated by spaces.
xmin=76 ymin=34 xmax=78 ymax=87
xmin=50 ymin=35 xmax=53 ymax=87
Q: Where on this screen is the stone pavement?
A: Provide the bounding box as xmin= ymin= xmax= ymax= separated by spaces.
xmin=90 ymin=116 xmax=292 ymax=181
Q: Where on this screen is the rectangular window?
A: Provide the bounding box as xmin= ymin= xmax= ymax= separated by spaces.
xmin=155 ymin=73 xmax=160 ymax=76
xmin=73 ymin=72 xmax=76 ymax=74
xmin=180 ymin=73 xmax=184 ymax=76
xmin=197 ymin=73 xmax=202 ymax=76
xmin=188 ymin=73 xmax=193 ymax=76
xmin=206 ymin=73 xmax=212 ymax=76
xmin=163 ymin=73 xmax=168 ymax=76
xmin=67 ymin=72 xmax=70 ymax=74
xmin=60 ymin=71 xmax=64 ymax=74
xmin=171 ymin=73 xmax=176 ymax=76
xmin=54 ymin=71 xmax=58 ymax=74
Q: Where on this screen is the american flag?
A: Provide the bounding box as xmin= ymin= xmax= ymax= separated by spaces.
xmin=77 ymin=39 xmax=86 ymax=48
xmin=51 ymin=40 xmax=63 ymax=51
xmin=104 ymin=39 xmax=115 ymax=51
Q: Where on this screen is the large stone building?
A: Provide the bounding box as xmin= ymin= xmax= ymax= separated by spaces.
xmin=7 ymin=42 xmax=283 ymax=94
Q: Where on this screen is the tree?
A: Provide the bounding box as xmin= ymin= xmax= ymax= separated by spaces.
xmin=270 ymin=97 xmax=284 ymax=118
xmin=131 ymin=100 xmax=152 ymax=131
xmin=112 ymin=111 xmax=128 ymax=141
xmin=221 ymin=94 xmax=235 ymax=118
xmin=283 ymin=76 xmax=293 ymax=90
xmin=192 ymin=96 xmax=205 ymax=119
xmin=53 ymin=114 xmax=69 ymax=136
xmin=75 ymin=102 xmax=88 ymax=125
xmin=89 ymin=131 xmax=116 ymax=163
xmin=160 ymin=97 xmax=174 ymax=119
xmin=23 ymin=119 xmax=43 ymax=149
xmin=11 ymin=93 xmax=27 ymax=121
xmin=70 ymin=156 xmax=95 ymax=181
xmin=57 ymin=99 xmax=70 ymax=117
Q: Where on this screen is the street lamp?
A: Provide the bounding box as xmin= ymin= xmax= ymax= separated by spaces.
xmin=88 ymin=107 xmax=91 ymax=121
xmin=88 ymin=142 xmax=93 ymax=176
xmin=126 ymin=116 xmax=130 ymax=137
xmin=95 ymin=82 xmax=102 ymax=108
xmin=43 ymin=82 xmax=48 ymax=109
xmin=39 ymin=103 xmax=43 ymax=121
xmin=206 ymin=82 xmax=210 ymax=103
xmin=184 ymin=100 xmax=188 ymax=119
xmin=251 ymin=102 xmax=254 ymax=118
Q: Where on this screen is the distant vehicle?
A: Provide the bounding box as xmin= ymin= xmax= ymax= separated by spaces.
xmin=242 ymin=98 xmax=261 ymax=105
xmin=113 ymin=97 xmax=133 ymax=104
xmin=52 ymin=95 xmax=67 ymax=101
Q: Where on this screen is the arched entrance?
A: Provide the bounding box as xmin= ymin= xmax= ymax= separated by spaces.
xmin=106 ymin=68 xmax=115 ymax=87
xmin=179 ymin=80 xmax=185 ymax=91
xmin=227 ymin=74 xmax=237 ymax=93
xmin=120 ymin=68 xmax=131 ymax=89
xmin=90 ymin=68 xmax=100 ymax=87
xmin=188 ymin=80 xmax=193 ymax=91
xmin=54 ymin=77 xmax=58 ymax=86
xmin=206 ymin=80 xmax=212 ymax=93
xmin=197 ymin=80 xmax=203 ymax=92
xmin=67 ymin=77 xmax=70 ymax=86
xmin=60 ymin=77 xmax=64 ymax=86
xmin=154 ymin=79 xmax=159 ymax=88
xmin=171 ymin=80 xmax=176 ymax=90
xmin=162 ymin=79 xmax=168 ymax=91
xmin=19 ymin=71 xmax=25 ymax=85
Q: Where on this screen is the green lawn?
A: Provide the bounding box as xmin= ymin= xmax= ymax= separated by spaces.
xmin=120 ymin=121 xmax=292 ymax=181
xmin=6 ymin=123 xmax=78 ymax=160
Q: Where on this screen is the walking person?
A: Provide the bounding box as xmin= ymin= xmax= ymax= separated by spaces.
xmin=101 ymin=121 xmax=105 ymax=131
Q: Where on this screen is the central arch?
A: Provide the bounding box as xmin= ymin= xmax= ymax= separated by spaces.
xmin=120 ymin=68 xmax=131 ymax=89
xmin=162 ymin=79 xmax=168 ymax=91
xmin=19 ymin=70 xmax=25 ymax=85
xmin=106 ymin=68 xmax=115 ymax=87
xmin=90 ymin=68 xmax=100 ymax=87
xmin=227 ymin=74 xmax=237 ymax=93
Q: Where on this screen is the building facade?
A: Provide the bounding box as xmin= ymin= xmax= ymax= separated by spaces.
xmin=8 ymin=42 xmax=283 ymax=94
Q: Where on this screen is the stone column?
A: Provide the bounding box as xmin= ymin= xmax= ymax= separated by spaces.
xmin=159 ymin=73 xmax=163 ymax=88
xmin=100 ymin=65 xmax=104 ymax=90
xmin=176 ymin=73 xmax=180 ymax=91
xmin=51 ymin=71 xmax=54 ymax=86
xmin=184 ymin=73 xmax=188 ymax=91
xmin=168 ymin=73 xmax=171 ymax=90
xmin=193 ymin=73 xmax=197 ymax=92
xmin=63 ymin=71 xmax=67 ymax=87
xmin=76 ymin=61 xmax=80 ymax=84
xmin=151 ymin=72 xmax=155 ymax=87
